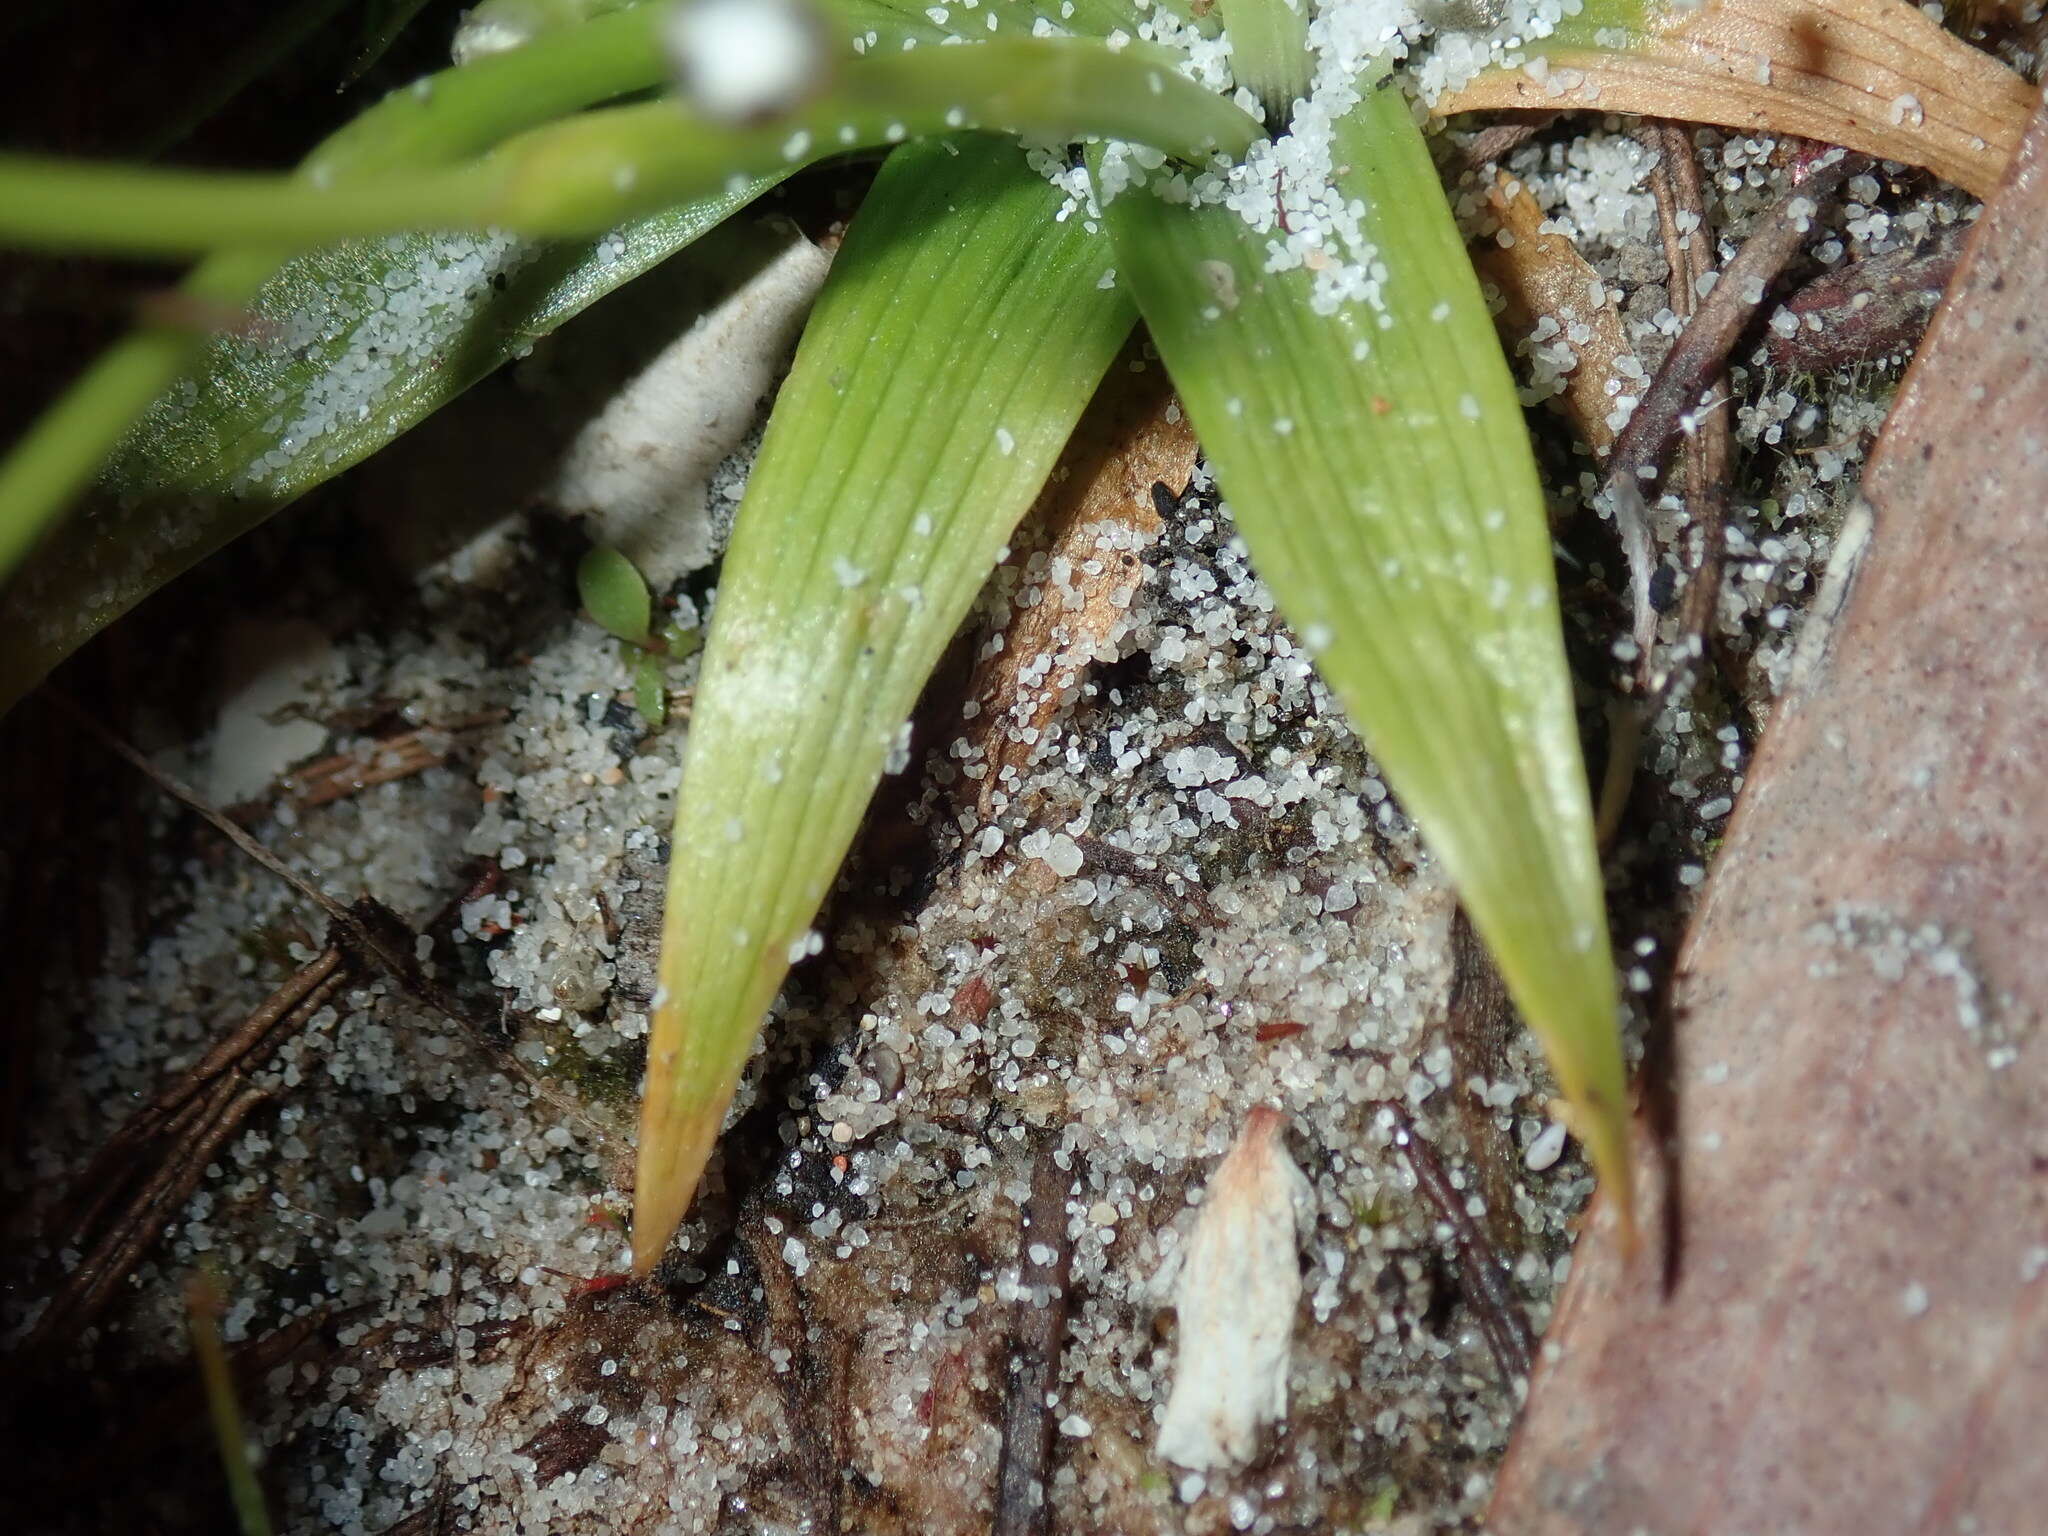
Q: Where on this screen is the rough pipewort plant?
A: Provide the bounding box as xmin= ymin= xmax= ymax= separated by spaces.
xmin=0 ymin=0 xmax=1658 ymax=1281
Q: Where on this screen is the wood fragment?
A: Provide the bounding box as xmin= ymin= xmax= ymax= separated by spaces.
xmin=27 ymin=952 xmax=347 ymax=1351
xmin=1155 ymin=1107 xmax=1313 ymax=1470
xmin=30 ymin=1079 xmax=280 ymax=1351
xmin=1762 ymin=222 xmax=1965 ymax=373
xmin=61 ymin=946 xmax=344 ymax=1250
xmin=1605 ymin=153 xmax=1853 ymax=696
xmin=1473 ymin=169 xmax=1639 ymax=457
xmin=964 ymin=365 xmax=1191 ymax=822
xmin=1636 ymin=121 xmax=1735 ymax=704
xmin=1460 ymin=114 xmax=1560 ymax=170
xmin=992 ymin=1145 xmax=1078 ymax=1536
xmin=1441 ymin=907 xmax=1529 ymax=1258
xmin=50 ymin=693 xmax=622 ymax=1159
xmin=279 ymin=711 xmax=502 ymax=809
xmin=742 ymin=1219 xmax=844 ymax=1529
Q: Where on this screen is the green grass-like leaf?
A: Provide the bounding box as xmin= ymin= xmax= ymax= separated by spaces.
xmin=1217 ymin=0 xmax=1312 ymax=122
xmin=1105 ymin=84 xmax=1633 ymax=1222
xmin=185 ymin=1272 xmax=273 ymax=1536
xmin=632 ymin=133 xmax=1134 ymax=1270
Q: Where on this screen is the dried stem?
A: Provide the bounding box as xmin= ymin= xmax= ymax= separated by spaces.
xmin=48 ymin=691 xmax=622 ymax=1159
xmin=1607 ymin=148 xmax=1854 ymax=698
xmin=1377 ymin=1100 xmax=1534 ymax=1384
xmin=993 ymin=1145 xmax=1078 ymax=1536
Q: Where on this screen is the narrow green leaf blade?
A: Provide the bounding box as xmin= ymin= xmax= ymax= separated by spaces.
xmin=0 ymin=41 xmax=1262 ymax=258
xmin=633 ymin=134 xmax=1134 ymax=1271
xmin=1105 ymin=87 xmax=1632 ymax=1221
xmin=1216 ymin=0 xmax=1312 ymax=121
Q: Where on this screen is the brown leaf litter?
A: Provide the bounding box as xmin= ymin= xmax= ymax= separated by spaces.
xmin=1437 ymin=0 xmax=2034 ymax=198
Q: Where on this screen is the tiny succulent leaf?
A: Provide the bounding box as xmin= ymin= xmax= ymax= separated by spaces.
xmin=632 ymin=133 xmax=1135 ymax=1272
xmin=578 ymin=544 xmax=657 ymax=646
xmin=1105 ymin=83 xmax=1634 ymax=1226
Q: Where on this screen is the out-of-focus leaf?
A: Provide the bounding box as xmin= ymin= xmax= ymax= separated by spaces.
xmin=631 ymin=134 xmax=1134 ymax=1272
xmin=1105 ymin=84 xmax=1633 ymax=1227
xmin=579 ymin=544 xmax=656 ymax=644
xmin=1437 ymin=0 xmax=2031 ymax=198
xmin=1217 ymin=0 xmax=1312 ymax=121
xmin=0 ymin=40 xmax=1262 ymax=257
xmin=185 ymin=1272 xmax=272 ymax=1536
xmin=0 ymin=189 xmax=771 ymax=715
xmin=633 ymin=653 xmax=668 ymax=728
xmin=0 ymin=4 xmax=703 ymax=707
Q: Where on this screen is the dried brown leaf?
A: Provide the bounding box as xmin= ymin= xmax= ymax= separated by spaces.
xmin=1438 ymin=0 xmax=2032 ymax=197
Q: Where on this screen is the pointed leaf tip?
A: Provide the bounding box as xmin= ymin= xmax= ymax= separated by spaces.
xmin=629 ymin=136 xmax=1134 ymax=1269
xmin=1104 ymin=82 xmax=1633 ymax=1227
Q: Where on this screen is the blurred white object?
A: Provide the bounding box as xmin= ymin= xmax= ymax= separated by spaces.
xmin=1155 ymin=1106 xmax=1315 ymax=1470
xmin=665 ymin=0 xmax=830 ymax=125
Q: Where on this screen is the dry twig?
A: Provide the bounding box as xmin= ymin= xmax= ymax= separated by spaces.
xmin=1762 ymin=222 xmax=1965 ymax=373
xmin=27 ymin=958 xmax=344 ymax=1350
xmin=993 ymin=1145 xmax=1078 ymax=1536
xmin=1631 ymin=121 xmax=1736 ymax=702
xmin=1376 ymin=1100 xmax=1535 ymax=1384
xmin=48 ymin=691 xmax=622 ymax=1159
xmin=1606 ymin=149 xmax=1855 ymax=698
xmin=279 ymin=711 xmax=502 ymax=809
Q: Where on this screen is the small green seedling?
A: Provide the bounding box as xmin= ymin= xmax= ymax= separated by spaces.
xmin=577 ymin=543 xmax=700 ymax=727
xmin=577 ymin=544 xmax=656 ymax=647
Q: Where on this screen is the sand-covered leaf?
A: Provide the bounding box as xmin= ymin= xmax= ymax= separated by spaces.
xmin=632 ymin=134 xmax=1135 ymax=1270
xmin=1105 ymin=84 xmax=1632 ymax=1223
xmin=0 ymin=197 xmax=766 ymax=716
xmin=0 ymin=5 xmax=743 ymax=712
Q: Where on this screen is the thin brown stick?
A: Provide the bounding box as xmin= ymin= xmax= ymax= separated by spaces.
xmin=1762 ymin=221 xmax=1964 ymax=373
xmin=742 ymin=1220 xmax=843 ymax=1529
xmin=1647 ymin=121 xmax=1735 ymax=704
xmin=993 ymin=1145 xmax=1078 ymax=1536
xmin=49 ymin=693 xmax=621 ymax=1158
xmin=33 ymin=1082 xmax=276 ymax=1350
xmin=1441 ymin=909 xmax=1529 ymax=1259
xmin=63 ymin=949 xmax=343 ymax=1247
xmin=32 ymin=962 xmax=346 ymax=1347
xmin=281 ymin=710 xmax=505 ymax=809
xmin=1376 ymin=1100 xmax=1535 ymax=1384
xmin=1461 ymin=113 xmax=1559 ymax=169
xmin=1606 ymin=150 xmax=1856 ymax=693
